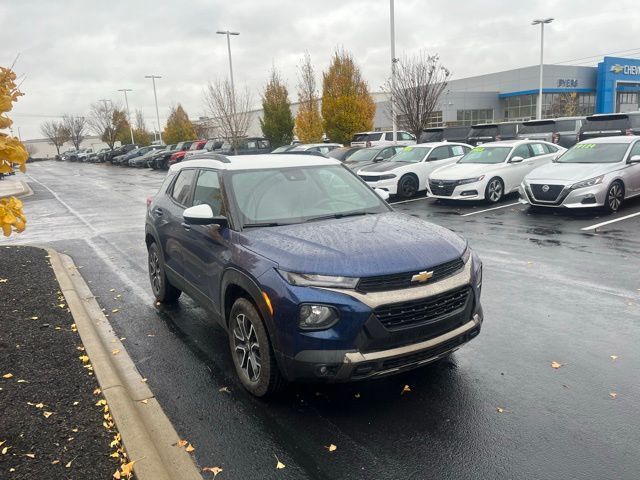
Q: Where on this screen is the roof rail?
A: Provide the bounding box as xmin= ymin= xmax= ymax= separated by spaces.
xmin=186 ymin=152 xmax=231 ymax=163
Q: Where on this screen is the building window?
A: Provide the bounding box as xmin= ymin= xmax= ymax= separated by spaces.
xmin=456 ymin=109 xmax=494 ymax=126
xmin=504 ymin=93 xmax=595 ymax=120
xmin=504 ymin=94 xmax=537 ymax=121
xmin=397 ymin=110 xmax=443 ymax=129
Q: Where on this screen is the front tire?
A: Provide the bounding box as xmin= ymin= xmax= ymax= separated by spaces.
xmin=228 ymin=298 xmax=285 ymax=397
xmin=397 ymin=174 xmax=418 ymax=199
xmin=604 ymin=181 xmax=624 ymax=213
xmin=484 ymin=177 xmax=504 ymax=204
xmin=148 ymin=242 xmax=181 ymax=303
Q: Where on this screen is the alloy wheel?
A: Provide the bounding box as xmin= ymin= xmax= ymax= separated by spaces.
xmin=607 ymin=183 xmax=623 ymax=212
xmin=232 ymin=313 xmax=261 ymax=382
xmin=488 ymin=179 xmax=503 ymax=202
xmin=148 ymin=250 xmax=162 ymax=295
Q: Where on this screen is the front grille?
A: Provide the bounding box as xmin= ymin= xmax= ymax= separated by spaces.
xmin=429 ymin=180 xmax=457 ymax=196
xmin=530 ymin=183 xmax=565 ymax=202
xmin=359 ymin=175 xmax=380 ymax=182
xmin=357 ymin=257 xmax=464 ymax=293
xmin=374 ymin=286 xmax=470 ymax=330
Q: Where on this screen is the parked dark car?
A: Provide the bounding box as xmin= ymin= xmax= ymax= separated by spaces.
xmin=467 ymin=122 xmax=520 ymax=146
xmin=108 ymin=144 xmax=140 ymax=164
xmin=218 ymin=137 xmax=272 ymax=155
xmin=154 ymin=142 xmax=194 ymax=170
xmin=419 ymin=126 xmax=471 ymax=144
xmin=129 ymin=146 xmax=165 ymax=167
xmin=148 ymin=144 xmax=176 ymax=169
xmin=145 ymin=153 xmax=483 ymax=397
xmin=517 ymin=117 xmax=584 ymax=148
xmin=327 ymin=146 xmax=362 ymax=162
xmin=578 ymin=112 xmax=640 ymax=141
xmin=343 ymin=145 xmax=404 ymax=170
xmin=115 ymin=145 xmax=162 ymax=166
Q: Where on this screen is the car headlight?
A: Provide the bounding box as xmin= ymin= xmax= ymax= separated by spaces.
xmin=278 ymin=270 xmax=359 ymax=289
xmin=462 ymin=245 xmax=471 ymax=264
xmin=377 ymin=174 xmax=396 ymax=180
xmin=571 ymin=175 xmax=604 ymax=190
xmin=457 ymin=175 xmax=485 ymax=185
xmin=299 ymin=304 xmax=339 ymax=330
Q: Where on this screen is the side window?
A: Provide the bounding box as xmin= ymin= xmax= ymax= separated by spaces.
xmin=449 ymin=145 xmax=466 ymax=156
xmin=543 ymin=144 xmax=559 ymax=154
xmin=512 ymin=144 xmax=532 ymax=159
xmin=429 ymin=146 xmax=451 ymax=161
xmin=247 ymin=140 xmax=257 ymax=149
xmin=192 ymin=170 xmax=224 ymax=216
xmin=385 ymin=132 xmax=393 ymax=141
xmin=400 ymin=132 xmax=413 ymax=140
xmin=628 ymin=141 xmax=640 ymax=158
xmin=170 ymin=169 xmax=197 ymax=206
xmin=530 ymin=143 xmax=547 ymax=156
xmin=380 ymin=147 xmax=395 ymax=159
xmin=258 ymin=140 xmax=270 ymax=149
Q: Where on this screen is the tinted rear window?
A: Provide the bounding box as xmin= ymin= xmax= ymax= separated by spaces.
xmin=419 ymin=131 xmax=442 ymax=142
xmin=520 ymin=121 xmax=555 ymax=134
xmin=583 ymin=116 xmax=630 ymax=131
xmin=556 ymin=120 xmax=579 ymax=131
xmin=498 ymin=124 xmax=518 ymax=136
xmin=629 ymin=115 xmax=640 ymax=128
xmin=443 ymin=127 xmax=470 ymax=139
xmin=352 ymin=133 xmax=383 ymax=142
xmin=469 ymin=125 xmax=498 ymax=137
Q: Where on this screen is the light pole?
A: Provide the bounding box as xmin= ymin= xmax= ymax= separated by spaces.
xmin=216 ymin=30 xmax=240 ymax=100
xmin=144 ymin=75 xmax=163 ymax=144
xmin=532 ymin=18 xmax=554 ymax=120
xmin=117 ymin=88 xmax=135 ymax=145
xmin=389 ymin=0 xmax=398 ymax=144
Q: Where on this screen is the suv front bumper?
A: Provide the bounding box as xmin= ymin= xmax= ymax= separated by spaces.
xmin=278 ymin=310 xmax=482 ymax=382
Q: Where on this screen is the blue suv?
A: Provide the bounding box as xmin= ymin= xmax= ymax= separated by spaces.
xmin=145 ymin=153 xmax=483 ymax=397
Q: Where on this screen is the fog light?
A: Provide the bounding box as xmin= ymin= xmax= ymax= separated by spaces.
xmin=299 ymin=304 xmax=339 ymax=330
xmin=581 ymin=195 xmax=597 ymax=204
xmin=461 ymin=190 xmax=478 ymax=197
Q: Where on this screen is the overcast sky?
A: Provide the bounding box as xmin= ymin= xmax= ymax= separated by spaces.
xmin=4 ymin=0 xmax=640 ymax=140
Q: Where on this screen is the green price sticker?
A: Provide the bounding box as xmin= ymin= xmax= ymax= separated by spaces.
xmin=471 ymin=147 xmax=485 ymax=152
xmin=575 ymin=143 xmax=596 ymax=149
xmin=403 ymin=146 xmax=413 ymax=151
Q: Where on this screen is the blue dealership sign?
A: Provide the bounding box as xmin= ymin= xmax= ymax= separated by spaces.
xmin=596 ymin=56 xmax=640 ymax=113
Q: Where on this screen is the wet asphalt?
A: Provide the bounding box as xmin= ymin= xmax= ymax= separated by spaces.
xmin=5 ymin=161 xmax=640 ymax=479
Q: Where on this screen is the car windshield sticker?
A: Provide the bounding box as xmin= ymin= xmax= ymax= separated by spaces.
xmin=403 ymin=147 xmax=413 ymax=151
xmin=531 ymin=144 xmax=545 ymax=155
xmin=471 ymin=147 xmax=485 ymax=152
xmin=575 ymin=143 xmax=596 ymax=149
xmin=451 ymin=146 xmax=464 ymax=155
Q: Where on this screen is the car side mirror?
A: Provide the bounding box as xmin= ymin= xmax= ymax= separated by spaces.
xmin=628 ymin=154 xmax=640 ymax=163
xmin=509 ymin=156 xmax=524 ymax=163
xmin=374 ymin=156 xmax=384 ymax=162
xmin=374 ymin=188 xmax=390 ymax=201
xmin=183 ymin=204 xmax=227 ymax=226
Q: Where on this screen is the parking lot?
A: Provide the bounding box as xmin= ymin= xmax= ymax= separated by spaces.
xmin=8 ymin=160 xmax=640 ymax=479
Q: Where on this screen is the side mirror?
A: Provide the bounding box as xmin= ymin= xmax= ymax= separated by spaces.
xmin=628 ymin=154 xmax=640 ymax=164
xmin=183 ymin=204 xmax=227 ymax=226
xmin=374 ymin=188 xmax=390 ymax=201
xmin=374 ymin=156 xmax=384 ymax=162
xmin=509 ymin=156 xmax=524 ymax=163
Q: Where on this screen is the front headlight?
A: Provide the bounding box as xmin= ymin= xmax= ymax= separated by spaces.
xmin=462 ymin=245 xmax=471 ymax=264
xmin=378 ymin=174 xmax=397 ymax=180
xmin=457 ymin=175 xmax=485 ymax=185
xmin=299 ymin=304 xmax=339 ymax=330
xmin=278 ymin=270 xmax=359 ymax=289
xmin=571 ymin=175 xmax=604 ymax=190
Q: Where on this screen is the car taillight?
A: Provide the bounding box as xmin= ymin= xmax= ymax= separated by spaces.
xmin=495 ymin=135 xmax=502 ymax=141
xmin=552 ymin=133 xmax=560 ymax=144
xmin=625 ymin=128 xmax=633 ymax=136
xmin=146 ymin=196 xmax=153 ymax=208
xmin=366 ymin=141 xmax=371 ymax=147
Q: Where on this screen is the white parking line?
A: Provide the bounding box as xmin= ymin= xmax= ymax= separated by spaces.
xmin=390 ymin=196 xmax=431 ymax=205
xmin=580 ymin=211 xmax=640 ymax=231
xmin=460 ymin=202 xmax=521 ymax=217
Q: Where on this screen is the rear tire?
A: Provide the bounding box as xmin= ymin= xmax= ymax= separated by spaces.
xmin=604 ymin=181 xmax=624 ymax=213
xmin=397 ymin=174 xmax=419 ymax=199
xmin=228 ymin=298 xmax=285 ymax=397
xmin=148 ymin=242 xmax=181 ymax=303
xmin=484 ymin=177 xmax=504 ymax=204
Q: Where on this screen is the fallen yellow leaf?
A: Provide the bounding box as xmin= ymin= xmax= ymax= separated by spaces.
xmin=401 ymin=384 xmax=411 ymax=395
xmin=496 ymin=407 xmax=505 ymax=413
xmin=275 ymin=455 xmax=285 ymax=469
xmin=112 ymin=309 xmax=119 ymax=313
xmin=218 ymin=386 xmax=230 ymax=393
xmin=0 ymin=278 xmax=7 ymax=283
xmin=177 ymin=439 xmax=188 ymax=448
xmin=326 ymin=444 xmax=337 ymax=452
xmin=610 ymin=355 xmax=618 ymax=361
xmin=65 ymin=459 xmax=73 ymax=468
xmin=1 ymin=446 xmax=9 ymax=455
xmin=186 ymin=443 xmax=195 ymax=453
xmin=93 ymin=388 xmax=101 ymax=395
xmin=551 ymin=361 xmax=563 ymax=369
xmin=140 ymin=378 xmax=147 ymax=383
xmin=35 ymin=402 xmax=44 ymax=409
xmin=30 ymin=316 xmax=38 ymax=320
xmin=110 ymin=288 xmax=116 ymax=292
xmin=110 ymin=451 xmax=120 ymax=458
xmin=2 ymin=373 xmax=13 ymax=379
xmin=51 ymin=459 xmax=60 ymax=465
xmin=112 ymin=349 xmax=121 ymax=356
xmin=113 ymin=469 xmax=122 ymax=479
xmin=79 ymin=355 xmax=90 ymax=363
xmin=43 ymin=411 xmax=53 ymax=418
xmin=17 ymin=379 xmax=27 ymax=383
xmin=58 ymin=304 xmax=66 ymax=309
xmin=139 ymin=399 xmax=149 ymax=404
xmin=202 ymin=466 xmax=223 ymax=477
xmin=609 ymin=392 xmax=618 ymax=399
xmin=96 ymin=399 xmax=107 ymax=407
xmin=24 ymin=453 xmax=35 ymax=458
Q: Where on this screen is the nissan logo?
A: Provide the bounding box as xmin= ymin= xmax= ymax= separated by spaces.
xmin=541 ymin=185 xmax=550 ymax=193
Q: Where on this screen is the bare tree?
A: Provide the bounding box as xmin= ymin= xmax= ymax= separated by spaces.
xmin=204 ymin=79 xmax=252 ymax=154
xmin=87 ymin=102 xmax=124 ymax=150
xmin=62 ymin=114 xmax=88 ymax=150
xmin=385 ymin=51 xmax=451 ymax=139
xmin=134 ymin=109 xmax=146 ymax=131
xmin=40 ymin=120 xmax=70 ymax=155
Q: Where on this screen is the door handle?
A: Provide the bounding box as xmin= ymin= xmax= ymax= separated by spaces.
xmin=154 ymin=208 xmax=164 ymax=216
xmin=181 ymin=222 xmax=191 ymax=231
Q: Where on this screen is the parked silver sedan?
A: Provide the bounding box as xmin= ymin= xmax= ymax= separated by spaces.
xmin=520 ymin=136 xmax=640 ymax=212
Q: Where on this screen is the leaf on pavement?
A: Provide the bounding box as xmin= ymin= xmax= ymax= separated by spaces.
xmin=79 ymin=355 xmax=90 ymax=363
xmin=51 ymin=459 xmax=60 ymax=465
xmin=401 ymin=384 xmax=411 ymax=395
xmin=609 ymin=392 xmax=618 ymax=399
xmin=139 ymin=399 xmax=148 ymax=404
xmin=24 ymin=453 xmax=35 ymax=458
xmin=112 ymin=349 xmax=121 ymax=356
xmin=176 ymin=439 xmax=188 ymax=448
xmin=0 ymin=278 xmax=8 ymax=283
xmin=35 ymin=402 xmax=44 ymax=409
xmin=93 ymin=388 xmax=101 ymax=395
xmin=121 ymin=460 xmax=137 ymax=476
xmin=65 ymin=459 xmax=74 ymax=468
xmin=30 ymin=316 xmax=38 ymax=320
xmin=58 ymin=303 xmax=66 ymax=309
xmin=275 ymin=455 xmax=285 ymax=469
xmin=610 ymin=355 xmax=618 ymax=361
xmin=203 ymin=466 xmax=223 ymax=477
xmin=551 ymin=361 xmax=563 ymax=369
xmin=2 ymin=446 xmax=10 ymax=455
xmin=43 ymin=411 xmax=53 ymax=418
xmin=218 ymin=386 xmax=230 ymax=393
xmin=325 ymin=444 xmax=337 ymax=452
xmin=112 ymin=309 xmax=119 ymax=313
xmin=496 ymin=407 xmax=506 ymax=413
xmin=185 ymin=443 xmax=195 ymax=453
xmin=2 ymin=373 xmax=13 ymax=379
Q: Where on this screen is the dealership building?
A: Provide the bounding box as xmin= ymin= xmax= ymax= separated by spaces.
xmin=372 ymin=55 xmax=640 ymax=130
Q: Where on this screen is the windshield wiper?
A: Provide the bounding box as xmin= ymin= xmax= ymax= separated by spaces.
xmin=243 ymin=222 xmax=287 ymax=228
xmin=305 ymin=211 xmax=373 ymax=223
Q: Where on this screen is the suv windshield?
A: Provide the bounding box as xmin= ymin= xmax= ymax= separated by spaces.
xmin=228 ymin=165 xmax=388 ymax=227
xmin=345 ymin=148 xmax=381 ymax=162
xmin=556 ymin=143 xmax=629 ymax=164
xmin=459 ymin=146 xmax=511 ymax=164
xmin=389 ymin=146 xmax=431 ymax=162
xmin=582 ymin=115 xmax=630 ymax=131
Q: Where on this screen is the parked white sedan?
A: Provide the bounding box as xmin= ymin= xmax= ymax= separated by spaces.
xmin=428 ymin=140 xmax=565 ymax=203
xmin=520 ymin=136 xmax=640 ymax=212
xmin=357 ymin=143 xmax=472 ymax=198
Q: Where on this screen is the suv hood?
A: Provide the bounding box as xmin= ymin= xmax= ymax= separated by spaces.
xmin=359 ymin=161 xmax=413 ymax=173
xmin=240 ymin=212 xmax=466 ymax=277
xmin=526 ymin=162 xmax=621 ymax=183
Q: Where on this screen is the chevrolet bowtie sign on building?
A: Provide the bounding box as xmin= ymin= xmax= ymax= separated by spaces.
xmin=609 ymin=64 xmax=640 ymax=75
xmin=596 ymin=56 xmax=640 ymax=113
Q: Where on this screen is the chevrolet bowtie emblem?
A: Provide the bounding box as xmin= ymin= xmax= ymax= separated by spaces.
xmin=411 ymin=271 xmax=433 ymax=283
